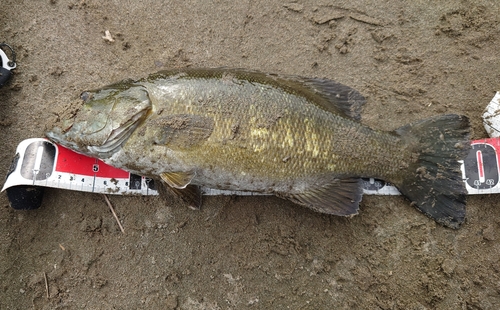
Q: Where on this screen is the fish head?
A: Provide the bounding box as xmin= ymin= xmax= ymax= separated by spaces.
xmin=46 ymin=84 xmax=151 ymax=158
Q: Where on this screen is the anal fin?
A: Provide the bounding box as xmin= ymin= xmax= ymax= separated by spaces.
xmin=283 ymin=178 xmax=363 ymax=216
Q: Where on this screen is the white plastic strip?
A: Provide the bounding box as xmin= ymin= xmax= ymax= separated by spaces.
xmin=482 ymin=91 xmax=500 ymax=138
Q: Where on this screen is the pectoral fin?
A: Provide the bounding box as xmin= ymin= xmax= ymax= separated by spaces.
xmin=282 ymin=178 xmax=363 ymax=216
xmin=152 ymin=114 xmax=214 ymax=149
xmin=160 ymin=171 xmax=196 ymax=189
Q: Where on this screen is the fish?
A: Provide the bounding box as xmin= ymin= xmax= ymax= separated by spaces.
xmin=46 ymin=68 xmax=471 ymax=229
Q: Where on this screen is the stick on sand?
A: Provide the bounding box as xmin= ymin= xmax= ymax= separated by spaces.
xmin=103 ymin=194 xmax=125 ymax=234
xmin=43 ymin=272 xmax=49 ymax=299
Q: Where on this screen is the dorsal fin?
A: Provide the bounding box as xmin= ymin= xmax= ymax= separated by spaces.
xmin=151 ymin=68 xmax=366 ymax=121
xmin=233 ymin=68 xmax=367 ymax=120
xmin=293 ymin=77 xmax=366 ymax=121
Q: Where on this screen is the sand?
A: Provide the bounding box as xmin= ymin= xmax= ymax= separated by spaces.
xmin=1 ymin=0 xmax=500 ymax=309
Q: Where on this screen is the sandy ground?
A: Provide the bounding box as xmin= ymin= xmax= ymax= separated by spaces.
xmin=1 ymin=0 xmax=500 ymax=309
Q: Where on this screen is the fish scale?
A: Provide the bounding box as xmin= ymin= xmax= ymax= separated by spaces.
xmin=143 ymin=76 xmax=396 ymax=179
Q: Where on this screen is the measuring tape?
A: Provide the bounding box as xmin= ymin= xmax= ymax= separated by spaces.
xmin=2 ymin=136 xmax=500 ymax=210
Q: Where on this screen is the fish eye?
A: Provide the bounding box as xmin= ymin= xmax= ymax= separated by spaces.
xmin=80 ymin=91 xmax=92 ymax=102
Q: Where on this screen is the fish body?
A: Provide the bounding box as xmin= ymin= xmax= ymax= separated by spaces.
xmin=47 ymin=68 xmax=470 ymax=228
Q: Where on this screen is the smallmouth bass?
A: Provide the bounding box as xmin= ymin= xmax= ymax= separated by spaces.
xmin=47 ymin=68 xmax=470 ymax=228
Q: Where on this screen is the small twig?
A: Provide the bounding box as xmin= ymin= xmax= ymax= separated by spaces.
xmin=103 ymin=194 xmax=125 ymax=234
xmin=43 ymin=272 xmax=49 ymax=299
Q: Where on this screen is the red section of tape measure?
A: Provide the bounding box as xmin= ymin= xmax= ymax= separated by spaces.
xmin=55 ymin=145 xmax=129 ymax=178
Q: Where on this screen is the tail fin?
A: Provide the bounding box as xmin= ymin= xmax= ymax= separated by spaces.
xmin=394 ymin=114 xmax=470 ymax=229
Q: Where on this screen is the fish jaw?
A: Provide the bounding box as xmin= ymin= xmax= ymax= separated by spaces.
xmin=46 ymin=124 xmax=88 ymax=154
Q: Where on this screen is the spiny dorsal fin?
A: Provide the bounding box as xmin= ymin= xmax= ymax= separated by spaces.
xmin=281 ymin=178 xmax=363 ymax=216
